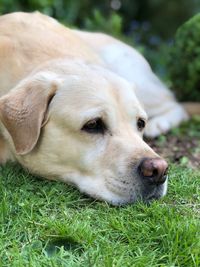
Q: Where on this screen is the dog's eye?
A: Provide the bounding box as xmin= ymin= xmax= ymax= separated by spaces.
xmin=137 ymin=118 xmax=146 ymax=131
xmin=82 ymin=118 xmax=106 ymax=134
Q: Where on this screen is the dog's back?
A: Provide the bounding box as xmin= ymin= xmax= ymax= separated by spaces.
xmin=0 ymin=12 xmax=102 ymax=96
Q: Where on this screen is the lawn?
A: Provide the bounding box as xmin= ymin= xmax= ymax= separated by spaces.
xmin=0 ymin=119 xmax=199 ymax=267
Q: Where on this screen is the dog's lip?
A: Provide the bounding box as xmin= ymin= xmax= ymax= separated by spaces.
xmin=145 ymin=194 xmax=160 ymax=201
xmin=142 ymin=184 xmax=163 ymax=201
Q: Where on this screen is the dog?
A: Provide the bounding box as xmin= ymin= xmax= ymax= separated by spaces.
xmin=73 ymin=30 xmax=197 ymax=137
xmin=0 ymin=12 xmax=198 ymax=205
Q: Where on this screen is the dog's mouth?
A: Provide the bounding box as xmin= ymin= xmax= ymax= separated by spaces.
xmin=103 ymin=181 xmax=167 ymax=206
xmin=142 ymin=180 xmax=168 ymax=202
xmin=67 ymin=171 xmax=168 ymax=206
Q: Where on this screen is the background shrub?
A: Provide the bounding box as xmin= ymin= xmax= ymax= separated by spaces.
xmin=0 ymin=0 xmax=200 ymax=93
xmin=169 ymin=13 xmax=200 ymax=101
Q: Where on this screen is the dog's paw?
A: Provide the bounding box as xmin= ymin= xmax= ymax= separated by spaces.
xmin=145 ymin=104 xmax=189 ymax=138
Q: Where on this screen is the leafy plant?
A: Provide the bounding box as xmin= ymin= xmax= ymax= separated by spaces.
xmin=84 ymin=10 xmax=123 ymax=37
xmin=169 ymin=13 xmax=200 ymax=101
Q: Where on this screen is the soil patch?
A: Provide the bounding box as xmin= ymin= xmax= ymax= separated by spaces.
xmin=145 ymin=117 xmax=200 ymax=169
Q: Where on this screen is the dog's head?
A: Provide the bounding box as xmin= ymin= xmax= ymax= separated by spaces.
xmin=0 ymin=61 xmax=168 ymax=205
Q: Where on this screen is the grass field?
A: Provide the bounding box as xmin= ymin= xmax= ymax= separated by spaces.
xmin=0 ymin=120 xmax=199 ymax=267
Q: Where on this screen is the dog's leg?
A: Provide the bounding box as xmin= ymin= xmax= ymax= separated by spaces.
xmin=98 ymin=41 xmax=188 ymax=137
xmin=76 ymin=31 xmax=188 ymax=137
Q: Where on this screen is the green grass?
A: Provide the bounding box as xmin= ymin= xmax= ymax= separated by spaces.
xmin=0 ymin=164 xmax=199 ymax=267
xmin=0 ymin=119 xmax=200 ymax=267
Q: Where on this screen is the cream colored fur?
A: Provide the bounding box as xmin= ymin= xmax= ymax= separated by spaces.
xmin=73 ymin=31 xmax=190 ymax=137
xmin=0 ymin=11 xmax=189 ymax=204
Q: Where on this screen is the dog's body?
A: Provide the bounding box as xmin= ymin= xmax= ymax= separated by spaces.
xmin=73 ymin=30 xmax=190 ymax=137
xmin=0 ymin=12 xmax=197 ymax=205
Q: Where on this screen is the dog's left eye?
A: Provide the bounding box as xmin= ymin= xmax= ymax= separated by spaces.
xmin=137 ymin=118 xmax=146 ymax=131
xmin=82 ymin=118 xmax=107 ymax=134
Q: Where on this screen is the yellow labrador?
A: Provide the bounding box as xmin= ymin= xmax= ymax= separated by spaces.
xmin=0 ymin=12 xmax=197 ymax=205
xmin=74 ymin=31 xmax=200 ymax=137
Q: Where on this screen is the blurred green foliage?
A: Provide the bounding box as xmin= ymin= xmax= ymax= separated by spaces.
xmin=84 ymin=10 xmax=123 ymax=37
xmin=0 ymin=0 xmax=199 ymax=40
xmin=0 ymin=0 xmax=200 ymax=93
xmin=169 ymin=14 xmax=200 ymax=101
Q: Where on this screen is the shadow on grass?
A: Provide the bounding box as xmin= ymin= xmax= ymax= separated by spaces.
xmin=45 ymin=237 xmax=84 ymax=257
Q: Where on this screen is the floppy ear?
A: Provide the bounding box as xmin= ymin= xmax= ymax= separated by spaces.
xmin=0 ymin=73 xmax=58 ymax=155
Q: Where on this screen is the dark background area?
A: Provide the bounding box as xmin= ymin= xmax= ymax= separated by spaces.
xmin=0 ymin=0 xmax=200 ymax=78
xmin=0 ymin=0 xmax=199 ymax=38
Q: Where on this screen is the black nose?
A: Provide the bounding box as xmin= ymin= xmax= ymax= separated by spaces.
xmin=138 ymin=158 xmax=168 ymax=185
